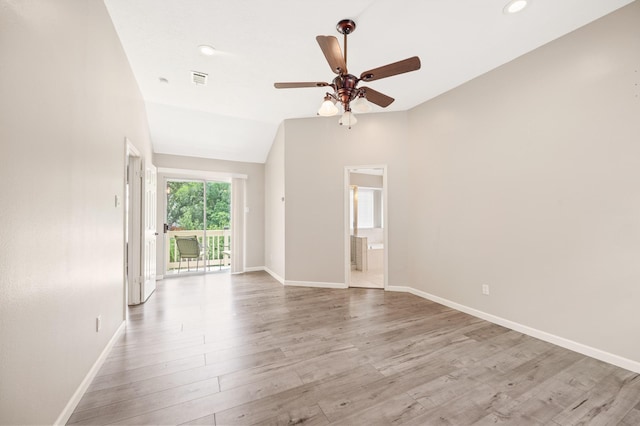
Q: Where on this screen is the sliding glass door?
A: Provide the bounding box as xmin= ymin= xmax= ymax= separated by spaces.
xmin=164 ymin=179 xmax=231 ymax=275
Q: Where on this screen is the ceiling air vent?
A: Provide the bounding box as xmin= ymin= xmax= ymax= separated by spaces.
xmin=191 ymin=71 xmax=208 ymax=86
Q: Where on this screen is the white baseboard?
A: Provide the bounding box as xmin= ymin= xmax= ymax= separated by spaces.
xmin=387 ymin=285 xmax=640 ymax=374
xmin=261 ymin=269 xmax=347 ymax=290
xmin=264 ymin=267 xmax=284 ymax=285
xmin=55 ymin=321 xmax=126 ymax=425
xmin=285 ymin=280 xmax=348 ymax=289
xmin=244 ymin=266 xmax=265 ymax=273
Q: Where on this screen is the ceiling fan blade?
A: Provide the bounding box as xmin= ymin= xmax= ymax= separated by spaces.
xmin=361 ymin=87 xmax=394 ymax=108
xmin=316 ymin=35 xmax=347 ymax=74
xmin=274 ymin=82 xmax=329 ymax=89
xmin=359 ymin=56 xmax=421 ymax=82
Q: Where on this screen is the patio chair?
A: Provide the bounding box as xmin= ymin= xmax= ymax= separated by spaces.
xmin=220 ymin=246 xmax=231 ymax=270
xmin=174 ymin=235 xmax=202 ymax=272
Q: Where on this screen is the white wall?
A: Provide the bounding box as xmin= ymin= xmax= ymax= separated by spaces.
xmin=264 ymin=124 xmax=286 ymax=281
xmin=153 ymin=154 xmax=265 ymax=271
xmin=0 ymin=0 xmax=153 ymax=423
xmin=408 ymin=2 xmax=640 ymax=365
xmin=282 ymin=112 xmax=410 ymax=286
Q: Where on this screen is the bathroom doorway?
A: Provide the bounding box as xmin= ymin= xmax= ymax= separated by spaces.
xmin=345 ymin=166 xmax=387 ymax=289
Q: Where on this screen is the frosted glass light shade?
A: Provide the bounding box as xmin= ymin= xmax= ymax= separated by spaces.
xmin=352 ymin=96 xmax=372 ymax=113
xmin=339 ymin=111 xmax=357 ymax=128
xmin=318 ymin=99 xmax=339 ymax=116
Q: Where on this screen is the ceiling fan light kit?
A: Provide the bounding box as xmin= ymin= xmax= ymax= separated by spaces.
xmin=275 ymin=18 xmax=421 ymax=128
xmin=339 ymin=110 xmax=357 ymax=129
xmin=317 ymin=94 xmax=339 ymax=117
xmin=352 ymin=95 xmax=373 ymax=114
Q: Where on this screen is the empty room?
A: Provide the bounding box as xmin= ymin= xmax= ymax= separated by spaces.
xmin=1 ymin=0 xmax=639 ymax=424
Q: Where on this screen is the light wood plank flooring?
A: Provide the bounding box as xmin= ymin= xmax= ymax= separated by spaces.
xmin=69 ymin=271 xmax=640 ymax=425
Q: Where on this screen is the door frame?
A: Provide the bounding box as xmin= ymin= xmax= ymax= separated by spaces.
xmin=344 ymin=165 xmax=388 ymax=289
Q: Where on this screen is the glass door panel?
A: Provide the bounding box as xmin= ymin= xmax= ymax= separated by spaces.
xmin=166 ymin=180 xmax=205 ymax=274
xmin=205 ymin=181 xmax=231 ymax=270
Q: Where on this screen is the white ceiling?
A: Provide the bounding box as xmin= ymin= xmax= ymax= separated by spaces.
xmin=104 ymin=0 xmax=634 ymax=164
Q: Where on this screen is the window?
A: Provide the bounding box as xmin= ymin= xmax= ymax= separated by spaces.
xmin=350 ymin=187 xmax=383 ymax=230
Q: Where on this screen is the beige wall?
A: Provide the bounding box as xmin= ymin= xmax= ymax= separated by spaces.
xmin=264 ymin=124 xmax=286 ymax=280
xmin=408 ymin=2 xmax=640 ymax=364
xmin=0 ymin=0 xmax=153 ymax=424
xmin=282 ymin=113 xmax=410 ymax=286
xmin=153 ymin=154 xmax=265 ymax=270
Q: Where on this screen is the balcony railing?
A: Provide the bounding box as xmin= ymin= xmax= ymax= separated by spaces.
xmin=166 ymin=229 xmax=231 ymax=272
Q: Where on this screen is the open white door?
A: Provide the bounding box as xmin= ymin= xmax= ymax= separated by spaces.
xmin=126 ymin=141 xmax=142 ymax=306
xmin=142 ymin=163 xmax=157 ymax=301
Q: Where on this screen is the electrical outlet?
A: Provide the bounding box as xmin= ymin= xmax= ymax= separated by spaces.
xmin=96 ymin=315 xmax=102 ymax=332
xmin=482 ymin=285 xmax=490 ymax=295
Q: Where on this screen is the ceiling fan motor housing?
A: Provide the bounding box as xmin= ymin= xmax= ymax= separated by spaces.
xmin=333 ymin=74 xmax=360 ymax=108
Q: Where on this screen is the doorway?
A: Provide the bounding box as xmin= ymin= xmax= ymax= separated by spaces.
xmin=124 ymin=139 xmax=157 ymax=306
xmin=164 ymin=179 xmax=231 ymax=275
xmin=345 ymin=166 xmax=387 ymax=289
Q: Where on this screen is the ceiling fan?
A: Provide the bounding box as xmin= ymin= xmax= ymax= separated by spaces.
xmin=274 ymin=19 xmax=421 ymax=128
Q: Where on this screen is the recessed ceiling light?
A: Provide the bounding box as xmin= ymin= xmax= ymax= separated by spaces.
xmin=503 ymin=0 xmax=529 ymax=14
xmin=198 ymin=45 xmax=216 ymax=56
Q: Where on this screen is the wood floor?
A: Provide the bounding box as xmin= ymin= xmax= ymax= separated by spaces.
xmin=69 ymin=271 xmax=640 ymax=425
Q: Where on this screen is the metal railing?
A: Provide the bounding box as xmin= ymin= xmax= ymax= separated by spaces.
xmin=166 ymin=229 xmax=231 ymax=272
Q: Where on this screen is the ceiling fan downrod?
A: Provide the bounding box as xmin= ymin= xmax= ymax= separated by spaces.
xmin=336 ymin=19 xmax=356 ymax=71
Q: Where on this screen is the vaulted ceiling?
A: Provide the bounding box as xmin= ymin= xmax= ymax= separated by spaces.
xmin=104 ymin=0 xmax=635 ymax=163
